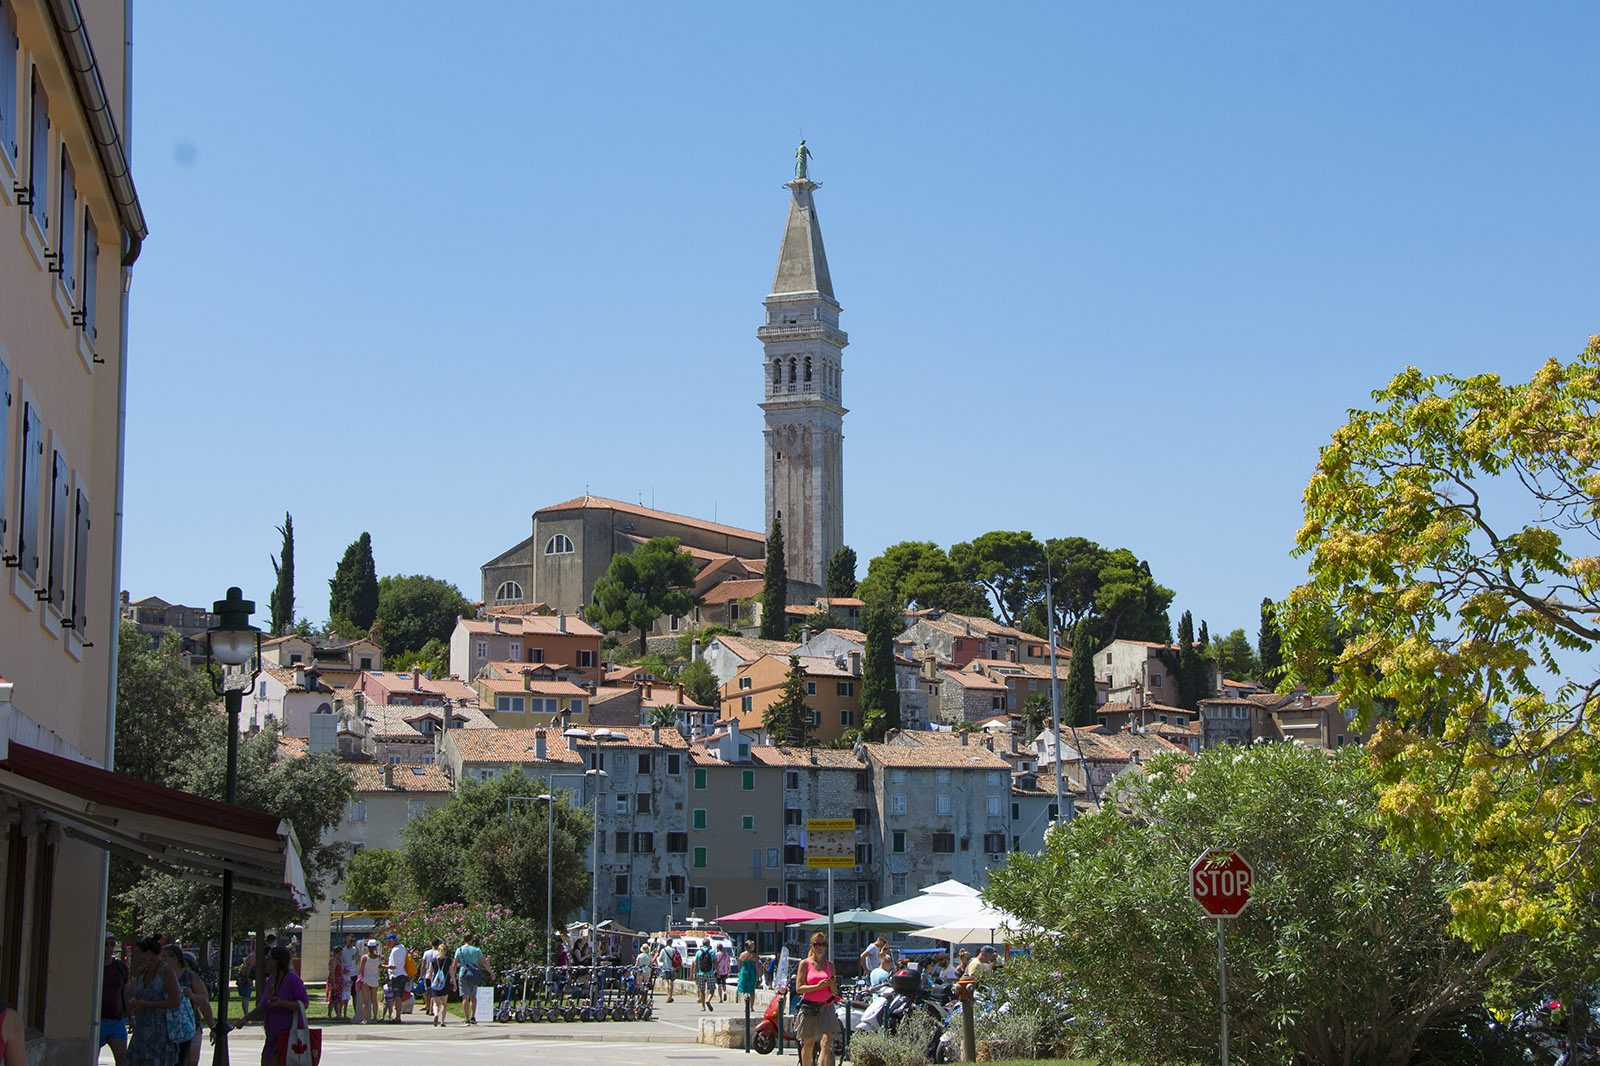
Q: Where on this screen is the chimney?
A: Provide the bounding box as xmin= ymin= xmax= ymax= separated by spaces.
xmin=960 ymin=731 xmax=969 ymax=746
xmin=983 ymin=735 xmax=994 ymax=751
xmin=691 ymin=639 xmax=701 ymax=662
xmin=848 ymin=651 xmax=861 ymax=676
xmin=809 ymin=750 xmax=818 ymax=765
xmin=652 ymin=724 xmax=661 ymax=745
xmin=523 ymin=668 xmax=532 ymax=691
xmin=675 ymin=683 xmax=684 ymax=704
xmin=293 ymin=664 xmax=307 ymax=690
xmin=492 ymin=616 xmax=502 ymax=634
xmin=535 ymin=730 xmax=547 ymax=761
xmin=383 ymin=763 xmax=394 ymax=788
xmin=1007 ymin=649 xmax=1017 ymax=663
xmin=801 ymin=627 xmax=811 ymax=644
xmin=558 ymin=611 xmax=567 ymax=634
xmin=643 ymin=682 xmax=652 ymax=701
xmin=120 ymin=590 xmax=129 ymax=605
xmin=413 ymin=671 xmax=421 ymax=691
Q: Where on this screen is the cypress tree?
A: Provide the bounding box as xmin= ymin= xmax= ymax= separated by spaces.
xmin=763 ymin=655 xmax=813 ymax=745
xmin=858 ymin=601 xmax=901 ymax=740
xmin=1172 ymin=611 xmax=1213 ymax=710
xmin=329 ymin=532 xmax=379 ymax=634
xmin=1198 ymin=619 xmax=1210 ymax=649
xmin=269 ymin=513 xmax=294 ymax=635
xmin=760 ymin=517 xmax=789 ymax=640
xmin=1258 ymin=597 xmax=1283 ymax=683
xmin=1063 ymin=616 xmax=1100 ymax=727
xmin=826 ymin=546 xmax=858 ymax=599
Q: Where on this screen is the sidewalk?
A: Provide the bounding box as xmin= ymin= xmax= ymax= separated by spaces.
xmin=296 ymin=980 xmax=771 ymax=1044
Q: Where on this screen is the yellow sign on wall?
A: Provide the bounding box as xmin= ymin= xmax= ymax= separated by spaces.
xmin=805 ymin=818 xmax=857 ymax=868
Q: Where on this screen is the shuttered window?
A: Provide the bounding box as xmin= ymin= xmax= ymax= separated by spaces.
xmin=15 ymin=400 xmax=41 ymax=580
xmin=47 ymin=449 xmax=69 ymax=611
xmin=0 ymin=0 xmax=17 ymax=161
xmin=81 ymin=217 xmax=98 ymax=340
xmin=0 ymin=350 xmax=9 ymax=547
xmin=27 ymin=69 xmax=46 ymax=229
xmin=57 ymin=151 xmax=74 ymax=293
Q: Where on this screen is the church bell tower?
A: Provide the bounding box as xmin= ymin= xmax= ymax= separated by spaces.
xmin=759 ymin=145 xmax=846 ymax=591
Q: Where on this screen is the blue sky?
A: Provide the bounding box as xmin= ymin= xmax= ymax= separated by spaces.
xmin=121 ymin=2 xmax=1600 ymax=641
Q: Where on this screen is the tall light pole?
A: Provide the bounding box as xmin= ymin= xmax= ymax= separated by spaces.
xmin=1043 ymin=555 xmax=1065 ymax=823
xmin=204 ymin=588 xmax=261 ymax=1066
xmin=537 ymin=769 xmax=604 ymax=976
xmin=564 ymin=728 xmax=625 ymax=960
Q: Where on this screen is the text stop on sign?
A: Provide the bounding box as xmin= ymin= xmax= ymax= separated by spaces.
xmin=1190 ymin=849 xmax=1254 ymax=918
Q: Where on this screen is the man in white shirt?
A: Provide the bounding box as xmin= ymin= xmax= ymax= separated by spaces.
xmin=339 ymin=935 xmax=360 ymax=1020
xmin=385 ymin=934 xmax=410 ymax=1023
xmin=860 ymin=936 xmax=886 ymax=976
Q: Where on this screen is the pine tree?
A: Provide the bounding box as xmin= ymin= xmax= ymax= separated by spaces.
xmin=858 ymin=601 xmax=901 ymax=740
xmin=763 ymin=655 xmax=812 ymax=745
xmin=1063 ymin=616 xmax=1100 ymax=727
xmin=269 ymin=512 xmax=294 ymax=635
xmin=760 ymin=517 xmax=789 ymax=640
xmin=1258 ymin=596 xmax=1283 ymax=683
xmin=329 ymin=532 xmax=379 ymax=634
xmin=826 ymin=546 xmax=858 ymax=599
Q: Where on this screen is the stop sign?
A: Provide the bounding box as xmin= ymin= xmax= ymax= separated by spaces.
xmin=1190 ymin=849 xmax=1253 ymax=918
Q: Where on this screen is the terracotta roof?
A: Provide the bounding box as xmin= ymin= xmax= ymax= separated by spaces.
xmin=757 ymin=654 xmax=857 ymax=679
xmin=448 ymin=728 xmax=582 ymax=766
xmin=263 ymin=666 xmax=335 ymax=694
xmin=817 ymin=598 xmax=865 ymax=608
xmin=361 ymin=671 xmax=479 ymax=704
xmin=752 ymin=746 xmax=865 ymax=768
xmin=940 ymin=670 xmax=1006 ymax=691
xmin=348 ymin=763 xmax=454 ymax=793
xmin=700 ymin=579 xmax=765 ymax=605
xmin=1199 ymin=697 xmax=1258 ymax=707
xmin=861 ymin=742 xmax=1011 ymax=770
xmin=277 ymin=736 xmax=309 ymax=758
xmin=457 ymin=615 xmax=603 ymax=638
xmin=363 ymin=703 xmax=494 ymax=738
xmin=127 ymin=595 xmax=171 ymax=608
xmin=477 ymin=676 xmax=590 ymax=697
xmin=604 ymin=666 xmax=661 ymax=683
xmin=784 ymin=604 xmax=820 ymax=617
xmin=483 ymin=603 xmax=552 ymax=617
xmin=708 ymin=635 xmax=799 ymax=663
xmin=534 ymin=495 xmax=763 ymax=543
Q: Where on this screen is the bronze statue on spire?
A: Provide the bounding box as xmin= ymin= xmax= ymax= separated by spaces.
xmin=794 ymin=139 xmax=813 ymax=180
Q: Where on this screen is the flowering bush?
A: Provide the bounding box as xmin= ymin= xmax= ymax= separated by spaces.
xmin=379 ymin=902 xmax=546 ymax=971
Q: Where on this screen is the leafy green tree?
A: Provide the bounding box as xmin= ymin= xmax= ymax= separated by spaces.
xmin=1020 ymin=692 xmax=1053 ymax=736
xmin=1257 ymin=597 xmax=1282 ymax=683
xmin=388 ymin=636 xmax=449 ymax=679
xmin=856 ymin=541 xmax=990 ymax=616
xmin=342 ymin=847 xmax=410 ymax=911
xmin=858 ymin=602 xmax=901 ymax=741
xmin=760 ymin=518 xmax=789 ymax=640
xmin=1040 ymin=537 xmax=1110 ymax=636
xmin=329 ymin=532 xmax=379 ymax=635
xmin=585 ymin=537 xmax=700 ymax=654
xmin=1283 ymin=340 xmax=1600 ymax=947
xmin=762 ymin=655 xmax=813 ymax=745
xmin=950 ymin=530 xmax=1044 ymax=625
xmin=401 ymin=771 xmax=592 ymax=919
xmin=986 ymin=743 xmax=1511 ymax=1066
xmin=679 ymin=658 xmax=720 ymax=707
xmin=382 ymin=902 xmax=545 ymax=973
xmin=676 ymin=625 xmax=738 ymax=659
xmin=269 ymin=512 xmax=294 ymax=635
xmin=1208 ymin=627 xmax=1258 ymax=683
xmin=1094 ymin=548 xmax=1172 ymax=642
xmin=1063 ymin=616 xmax=1100 ymax=727
xmin=373 ymin=575 xmax=473 ymax=658
xmin=119 ymin=718 xmax=352 ymax=939
xmin=114 ymin=621 xmax=217 ymax=786
xmin=826 ymin=546 xmax=858 ymax=598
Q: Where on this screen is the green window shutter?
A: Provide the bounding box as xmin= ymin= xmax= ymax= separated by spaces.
xmin=741 ymin=815 xmax=754 ymax=830
xmin=694 ymin=847 xmax=707 ymax=869
xmin=741 ymin=770 xmax=755 ymax=791
xmin=693 ymin=809 xmax=707 ymax=829
xmin=694 ymin=768 xmax=707 ymax=790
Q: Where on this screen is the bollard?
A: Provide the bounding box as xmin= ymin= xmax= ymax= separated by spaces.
xmin=777 ymin=992 xmax=785 ymax=1056
xmin=955 ymin=978 xmax=977 ymax=1063
xmin=745 ymin=994 xmax=752 ymax=1053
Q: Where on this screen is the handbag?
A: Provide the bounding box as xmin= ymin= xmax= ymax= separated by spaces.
xmin=166 ymin=994 xmax=196 ymax=1044
xmin=798 ymin=999 xmax=822 ymax=1017
xmin=275 ymin=1005 xmax=321 ymax=1066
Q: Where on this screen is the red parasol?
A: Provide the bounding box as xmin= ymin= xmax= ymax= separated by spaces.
xmin=717 ymin=902 xmax=824 ymax=924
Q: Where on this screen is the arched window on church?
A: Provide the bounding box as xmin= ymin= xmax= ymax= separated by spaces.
xmin=773 ymin=360 xmax=781 ymax=385
xmin=545 ymin=534 xmax=574 ymax=555
xmin=788 ymin=358 xmax=797 ymax=384
xmin=804 ymin=356 xmax=812 ymax=382
xmin=495 ymin=581 xmax=524 ymax=602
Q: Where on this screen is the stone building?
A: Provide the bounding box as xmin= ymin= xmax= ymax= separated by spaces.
xmin=684 ymin=725 xmax=783 ymax=927
xmin=448 ymin=611 xmax=603 ymax=687
xmin=117 ymin=592 xmax=215 ymax=654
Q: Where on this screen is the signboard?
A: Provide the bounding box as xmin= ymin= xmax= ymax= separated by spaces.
xmin=1190 ymin=849 xmax=1253 ymax=918
xmin=805 ymin=818 xmax=856 ymax=868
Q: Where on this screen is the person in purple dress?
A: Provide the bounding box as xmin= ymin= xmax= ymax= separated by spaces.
xmin=240 ymin=947 xmax=307 ymax=1066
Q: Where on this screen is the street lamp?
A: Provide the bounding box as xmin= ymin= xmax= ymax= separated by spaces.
xmin=204 ymin=587 xmax=261 ymax=1066
xmin=536 ymin=769 xmax=605 ymax=977
xmin=563 ymin=728 xmax=625 ymax=960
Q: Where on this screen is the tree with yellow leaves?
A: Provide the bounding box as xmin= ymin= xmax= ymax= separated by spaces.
xmin=1283 ymin=339 xmax=1600 ymax=965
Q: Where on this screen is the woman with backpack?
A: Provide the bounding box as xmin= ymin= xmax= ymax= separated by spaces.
xmin=424 ymin=940 xmax=452 ymax=1027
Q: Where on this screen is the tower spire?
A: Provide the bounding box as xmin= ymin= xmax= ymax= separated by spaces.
xmin=759 ymin=145 xmax=847 ymax=592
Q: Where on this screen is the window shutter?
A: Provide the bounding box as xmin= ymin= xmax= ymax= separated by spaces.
xmin=28 ymin=69 xmax=47 ymax=228
xmin=1 ymin=2 xmax=16 ymax=159
xmin=0 ymin=350 xmax=8 ymax=542
xmin=58 ymin=151 xmax=75 ymax=292
xmin=16 ymin=401 xmax=40 ymax=579
xmin=70 ymin=487 xmax=89 ymax=630
xmin=47 ymin=450 xmax=68 ymax=609
xmin=82 ymin=216 xmax=98 ymax=339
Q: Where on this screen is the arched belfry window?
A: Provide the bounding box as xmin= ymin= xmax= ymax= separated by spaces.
xmin=804 ymin=356 xmax=812 ymax=382
xmin=788 ymin=358 xmax=797 ymax=383
xmin=773 ymin=360 xmax=781 ymax=384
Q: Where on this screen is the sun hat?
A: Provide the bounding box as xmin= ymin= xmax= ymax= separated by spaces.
xmin=366 ymin=939 xmax=379 ymax=948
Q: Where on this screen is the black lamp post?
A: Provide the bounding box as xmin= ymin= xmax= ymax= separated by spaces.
xmin=205 ymin=587 xmax=261 ymax=1066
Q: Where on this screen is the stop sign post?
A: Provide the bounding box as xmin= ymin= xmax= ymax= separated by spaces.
xmin=1191 ymin=850 xmax=1252 ymax=1066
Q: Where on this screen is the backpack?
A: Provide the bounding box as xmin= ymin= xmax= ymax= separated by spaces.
xmin=670 ymin=948 xmax=683 ymax=970
xmin=404 ymin=952 xmax=418 ymax=978
xmin=698 ymin=948 xmax=716 ymax=974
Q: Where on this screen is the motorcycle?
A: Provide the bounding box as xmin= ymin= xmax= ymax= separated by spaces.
xmin=853 ymin=970 xmax=956 ymax=1062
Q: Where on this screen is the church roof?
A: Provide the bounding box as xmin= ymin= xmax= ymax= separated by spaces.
xmin=534 ymin=495 xmax=763 ymax=544
xmin=771 ymin=182 xmax=834 ymax=299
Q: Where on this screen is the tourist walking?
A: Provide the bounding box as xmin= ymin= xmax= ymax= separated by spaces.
xmin=860 ymin=936 xmax=886 ymax=977
xmin=452 ymin=933 xmax=492 ymax=1025
xmin=240 ymin=946 xmax=308 ymax=1066
xmin=655 ymin=941 xmax=678 ymax=1002
xmin=796 ymin=932 xmax=840 ymax=1066
xmin=424 ymin=939 xmax=452 ymax=1026
xmin=124 ymin=936 xmax=181 ymax=1066
xmin=717 ymin=945 xmax=731 ymax=1002
xmin=161 ymin=946 xmax=212 ymax=1066
xmin=694 ymin=941 xmax=718 ymax=1011
xmin=100 ymin=934 xmax=129 ymax=1066
xmin=737 ymin=941 xmax=759 ymax=1009
xmin=356 ymin=939 xmax=383 ymax=1024
xmin=325 ymin=941 xmax=348 ymax=1021
xmin=384 ymin=933 xmax=410 ymax=1023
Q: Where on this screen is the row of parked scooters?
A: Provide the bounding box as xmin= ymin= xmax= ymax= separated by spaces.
xmin=489 ymin=965 xmax=655 ymax=1023
xmin=752 ymin=969 xmax=960 ymax=1062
